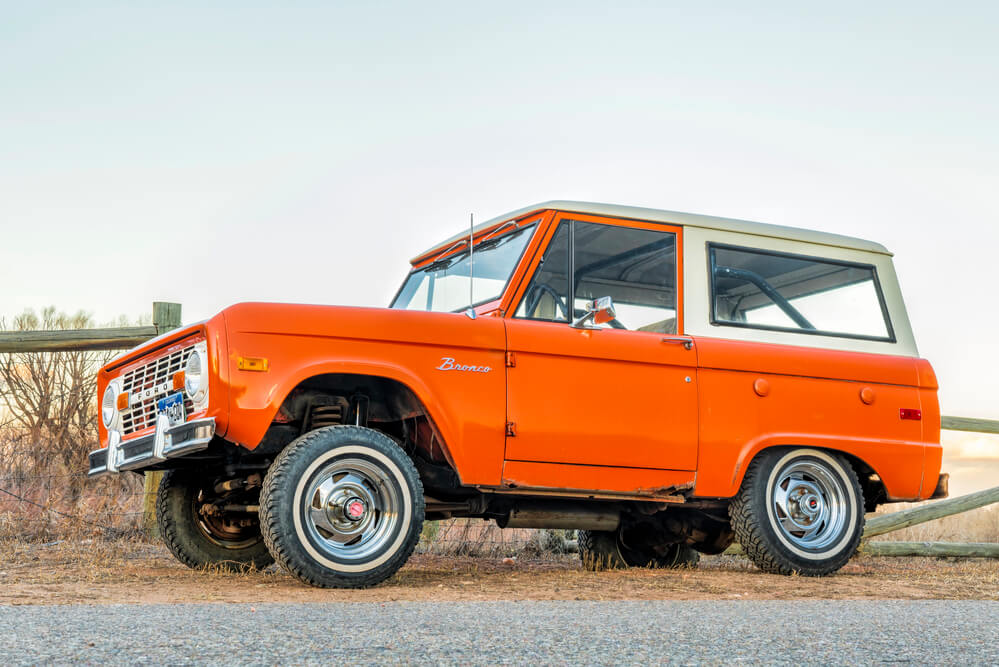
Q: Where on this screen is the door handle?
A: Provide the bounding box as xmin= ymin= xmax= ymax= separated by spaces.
xmin=661 ymin=336 xmax=693 ymax=350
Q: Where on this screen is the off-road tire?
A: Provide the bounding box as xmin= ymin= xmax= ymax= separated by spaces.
xmin=578 ymin=529 xmax=700 ymax=571
xmin=730 ymin=447 xmax=864 ymax=576
xmin=156 ymin=469 xmax=274 ymax=572
xmin=259 ymin=425 xmax=424 ymax=588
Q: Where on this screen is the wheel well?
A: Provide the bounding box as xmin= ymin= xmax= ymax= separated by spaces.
xmin=743 ymin=445 xmax=887 ymax=513
xmin=837 ymin=451 xmax=887 ymax=512
xmin=253 ymin=373 xmax=458 ymax=483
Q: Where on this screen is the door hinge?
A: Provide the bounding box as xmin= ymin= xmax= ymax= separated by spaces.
xmin=505 ymin=422 xmax=517 ymax=437
xmin=506 ymin=352 xmax=516 ymax=367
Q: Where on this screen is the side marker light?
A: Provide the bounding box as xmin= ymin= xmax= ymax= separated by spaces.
xmin=900 ymin=408 xmax=922 ymax=421
xmin=238 ymin=356 xmax=269 ymax=372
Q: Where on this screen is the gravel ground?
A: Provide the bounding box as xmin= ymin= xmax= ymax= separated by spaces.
xmin=1 ymin=600 xmax=997 ymax=665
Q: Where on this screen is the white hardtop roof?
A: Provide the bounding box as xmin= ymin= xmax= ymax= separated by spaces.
xmin=413 ymin=200 xmax=891 ymax=263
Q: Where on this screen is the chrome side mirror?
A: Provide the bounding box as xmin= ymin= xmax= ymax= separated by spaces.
xmin=571 ymin=296 xmax=616 ymax=329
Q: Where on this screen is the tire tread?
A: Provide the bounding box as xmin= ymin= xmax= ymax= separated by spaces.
xmin=729 ymin=448 xmax=864 ymax=576
xmin=259 ymin=425 xmax=424 ymax=589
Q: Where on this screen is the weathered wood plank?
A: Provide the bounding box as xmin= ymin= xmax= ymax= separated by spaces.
xmin=860 ymin=541 xmax=999 ymax=558
xmin=941 ymin=416 xmax=999 ymax=435
xmin=863 ymin=485 xmax=999 ymax=538
xmin=0 ymin=327 xmax=159 ymax=353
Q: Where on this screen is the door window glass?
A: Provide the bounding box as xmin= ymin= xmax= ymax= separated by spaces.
xmin=573 ymin=221 xmax=676 ymax=332
xmin=515 ymin=220 xmax=677 ymax=332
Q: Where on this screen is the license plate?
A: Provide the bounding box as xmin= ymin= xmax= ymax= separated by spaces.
xmin=156 ymin=392 xmax=186 ymax=426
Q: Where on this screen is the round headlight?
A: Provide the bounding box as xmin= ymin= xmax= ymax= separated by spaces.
xmin=102 ymin=382 xmax=120 ymax=429
xmin=184 ymin=348 xmax=205 ymax=399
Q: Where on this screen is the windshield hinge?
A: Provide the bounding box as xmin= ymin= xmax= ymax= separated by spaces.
xmin=505 ymin=422 xmax=517 ymax=437
xmin=506 ymin=352 xmax=516 ymax=367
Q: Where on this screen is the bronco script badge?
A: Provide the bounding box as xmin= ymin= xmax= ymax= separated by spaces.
xmin=436 ymin=357 xmax=491 ymax=373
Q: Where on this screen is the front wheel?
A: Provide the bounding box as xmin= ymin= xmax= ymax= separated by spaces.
xmin=729 ymin=448 xmax=864 ymax=576
xmin=259 ymin=426 xmax=425 ymax=588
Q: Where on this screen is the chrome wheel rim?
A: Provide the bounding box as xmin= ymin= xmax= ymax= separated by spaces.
xmin=769 ymin=459 xmax=849 ymax=552
xmin=301 ymin=457 xmax=401 ymax=563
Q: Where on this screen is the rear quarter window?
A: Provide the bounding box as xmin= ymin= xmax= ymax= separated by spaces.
xmin=709 ymin=244 xmax=895 ymax=342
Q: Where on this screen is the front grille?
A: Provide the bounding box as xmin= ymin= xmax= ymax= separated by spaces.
xmin=120 ymin=345 xmax=196 ymax=436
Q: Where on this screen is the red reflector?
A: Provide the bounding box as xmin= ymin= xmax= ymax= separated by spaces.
xmin=900 ymin=408 xmax=922 ymax=421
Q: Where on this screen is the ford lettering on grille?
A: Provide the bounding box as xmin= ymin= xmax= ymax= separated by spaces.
xmin=121 ymin=344 xmax=196 ymax=436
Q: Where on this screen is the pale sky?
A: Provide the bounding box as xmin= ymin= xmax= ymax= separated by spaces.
xmin=2 ymin=2 xmax=997 ymax=440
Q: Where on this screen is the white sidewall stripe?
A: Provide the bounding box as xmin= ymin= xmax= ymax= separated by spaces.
xmin=764 ymin=448 xmax=858 ymax=561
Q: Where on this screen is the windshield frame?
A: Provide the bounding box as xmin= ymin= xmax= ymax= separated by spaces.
xmin=390 ymin=220 xmax=539 ymax=313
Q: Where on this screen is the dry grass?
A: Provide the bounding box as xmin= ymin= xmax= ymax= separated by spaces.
xmin=0 ymin=537 xmax=996 ymax=605
xmin=419 ymin=519 xmax=566 ymax=557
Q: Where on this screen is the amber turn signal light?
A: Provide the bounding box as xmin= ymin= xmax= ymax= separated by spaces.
xmin=238 ymin=356 xmax=269 ymax=372
xmin=172 ymin=371 xmax=185 ymax=390
xmin=116 ymin=392 xmax=129 ymax=410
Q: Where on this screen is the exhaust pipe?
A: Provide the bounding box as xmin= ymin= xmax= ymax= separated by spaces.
xmin=498 ymin=502 xmax=619 ymax=531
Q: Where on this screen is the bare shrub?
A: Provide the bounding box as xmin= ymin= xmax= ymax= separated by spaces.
xmin=0 ymin=308 xmax=143 ymax=540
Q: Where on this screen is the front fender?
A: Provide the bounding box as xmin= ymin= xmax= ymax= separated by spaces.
xmin=221 ymin=304 xmax=508 ymax=486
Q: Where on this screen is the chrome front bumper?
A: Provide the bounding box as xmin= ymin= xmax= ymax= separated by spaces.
xmin=88 ymin=417 xmax=215 ymax=478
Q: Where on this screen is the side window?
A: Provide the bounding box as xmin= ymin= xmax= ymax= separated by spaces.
xmin=516 ymin=220 xmax=678 ymax=332
xmin=710 ymin=244 xmax=894 ymax=340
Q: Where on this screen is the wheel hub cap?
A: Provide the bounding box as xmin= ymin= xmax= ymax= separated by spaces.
xmin=345 ymin=497 xmax=367 ymax=521
xmin=302 ymin=457 xmax=402 ymax=563
xmin=770 ymin=459 xmax=849 ymax=552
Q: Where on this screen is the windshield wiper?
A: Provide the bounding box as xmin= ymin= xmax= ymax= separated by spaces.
xmin=423 ymin=250 xmax=467 ymax=273
xmin=424 ymin=239 xmax=469 ymax=268
xmin=479 ymin=220 xmax=519 ymax=244
xmin=422 ymin=220 xmax=520 ymax=269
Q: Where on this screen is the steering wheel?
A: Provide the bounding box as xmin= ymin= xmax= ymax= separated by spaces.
xmin=524 ymin=283 xmax=569 ymax=320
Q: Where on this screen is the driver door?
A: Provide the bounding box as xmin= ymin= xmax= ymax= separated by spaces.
xmin=504 ymin=214 xmax=698 ymax=472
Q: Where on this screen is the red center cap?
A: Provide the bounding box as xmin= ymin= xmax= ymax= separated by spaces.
xmin=346 ymin=499 xmax=365 ymax=520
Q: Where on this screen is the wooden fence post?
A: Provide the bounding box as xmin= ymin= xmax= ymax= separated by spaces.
xmin=143 ymin=302 xmax=182 ymax=539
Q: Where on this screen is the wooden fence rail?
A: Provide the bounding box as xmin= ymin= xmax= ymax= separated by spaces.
xmin=0 ymin=302 xmax=182 ymax=353
xmin=0 ymin=326 xmax=160 ymax=353
xmin=863 ymin=484 xmax=999 ymax=538
xmin=859 ymin=541 xmax=999 ymax=558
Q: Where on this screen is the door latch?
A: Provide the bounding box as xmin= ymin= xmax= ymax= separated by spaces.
xmin=661 ymin=336 xmax=693 ymax=350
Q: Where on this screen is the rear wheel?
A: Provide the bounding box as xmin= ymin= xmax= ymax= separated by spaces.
xmin=578 ymin=528 xmax=699 ymax=571
xmin=730 ymin=447 xmax=864 ymax=576
xmin=259 ymin=426 xmax=425 ymax=588
xmin=156 ymin=469 xmax=273 ymax=571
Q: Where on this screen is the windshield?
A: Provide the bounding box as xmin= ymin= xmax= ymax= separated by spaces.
xmin=391 ymin=223 xmax=536 ymax=312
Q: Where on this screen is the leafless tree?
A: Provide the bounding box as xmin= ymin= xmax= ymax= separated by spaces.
xmin=0 ymin=309 xmax=114 ymax=500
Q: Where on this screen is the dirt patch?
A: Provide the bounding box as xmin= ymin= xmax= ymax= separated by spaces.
xmin=1 ymin=539 xmax=998 ymax=605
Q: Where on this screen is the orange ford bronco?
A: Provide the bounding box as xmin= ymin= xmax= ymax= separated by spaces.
xmin=91 ymin=201 xmax=944 ymax=587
